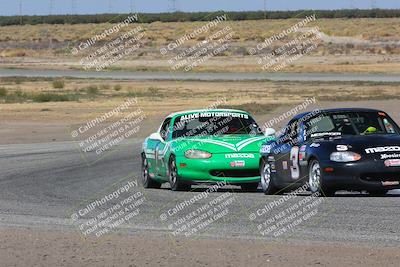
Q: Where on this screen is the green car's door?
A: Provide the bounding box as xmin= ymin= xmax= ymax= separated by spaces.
xmin=155 ymin=118 xmax=171 ymax=179
xmin=145 ymin=137 xmax=160 ymax=178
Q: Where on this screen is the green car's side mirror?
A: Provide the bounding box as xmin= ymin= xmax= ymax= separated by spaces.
xmin=149 ymin=132 xmax=163 ymax=142
xmin=264 ymin=128 xmax=276 ymax=137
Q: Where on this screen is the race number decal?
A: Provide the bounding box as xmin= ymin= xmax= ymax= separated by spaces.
xmin=290 ymin=146 xmax=300 ymax=179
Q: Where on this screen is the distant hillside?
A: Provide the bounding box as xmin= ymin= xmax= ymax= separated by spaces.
xmin=1 ymin=9 xmax=400 ymax=26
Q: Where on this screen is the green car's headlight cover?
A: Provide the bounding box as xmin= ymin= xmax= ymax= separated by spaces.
xmin=330 ymin=151 xmax=361 ymax=162
xmin=185 ymin=149 xmax=212 ymax=159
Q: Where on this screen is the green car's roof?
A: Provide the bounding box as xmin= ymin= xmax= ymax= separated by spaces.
xmin=167 ymin=109 xmax=249 ymax=119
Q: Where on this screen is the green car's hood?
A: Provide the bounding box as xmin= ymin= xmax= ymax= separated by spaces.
xmin=172 ymin=134 xmax=270 ymax=154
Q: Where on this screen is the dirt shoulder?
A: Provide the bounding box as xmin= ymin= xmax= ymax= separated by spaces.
xmin=1 ymin=78 xmax=400 ymax=144
xmin=2 ymin=99 xmax=400 ymax=145
xmin=1 ymin=227 xmax=398 ymax=267
xmin=2 ymin=55 xmax=400 ymax=74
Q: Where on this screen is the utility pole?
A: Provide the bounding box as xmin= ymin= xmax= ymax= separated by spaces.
xmin=19 ymin=0 xmax=23 ymax=25
xmin=108 ymin=0 xmax=113 ymax=13
xmin=170 ymin=0 xmax=177 ymax=12
xmin=130 ymin=0 xmax=135 ymax=13
xmin=263 ymin=0 xmax=267 ymax=20
xmin=370 ymin=0 xmax=377 ymax=9
xmin=71 ymin=0 xmax=77 ymax=15
xmin=49 ymin=0 xmax=55 ymax=15
xmin=350 ymin=0 xmax=356 ymax=9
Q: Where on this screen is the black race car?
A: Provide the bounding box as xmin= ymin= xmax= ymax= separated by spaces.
xmin=260 ymin=108 xmax=400 ymax=196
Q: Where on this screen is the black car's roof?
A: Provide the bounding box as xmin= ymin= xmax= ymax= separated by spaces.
xmin=293 ymin=108 xmax=384 ymax=120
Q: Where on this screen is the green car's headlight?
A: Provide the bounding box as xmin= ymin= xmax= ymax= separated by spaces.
xmin=185 ymin=149 xmax=212 ymax=159
xmin=330 ymin=151 xmax=361 ymax=162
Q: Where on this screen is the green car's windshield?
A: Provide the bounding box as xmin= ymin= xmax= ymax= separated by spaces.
xmin=307 ymin=111 xmax=400 ymax=138
xmin=172 ymin=112 xmax=262 ymax=139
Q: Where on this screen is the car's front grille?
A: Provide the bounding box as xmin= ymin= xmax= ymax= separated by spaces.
xmin=360 ymin=172 xmax=400 ymax=182
xmin=210 ymin=169 xmax=259 ymax=178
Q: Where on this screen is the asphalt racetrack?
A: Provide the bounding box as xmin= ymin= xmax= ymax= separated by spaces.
xmin=1 ymin=139 xmax=399 ymax=247
xmin=2 ymin=69 xmax=400 ymax=82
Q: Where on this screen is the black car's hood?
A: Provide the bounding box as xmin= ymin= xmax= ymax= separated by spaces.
xmin=335 ymin=134 xmax=400 ymax=146
xmin=314 ymin=134 xmax=400 ymax=159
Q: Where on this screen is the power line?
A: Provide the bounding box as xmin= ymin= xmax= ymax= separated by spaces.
xmin=349 ymin=0 xmax=357 ymax=9
xmin=49 ymin=0 xmax=55 ymax=15
xmin=108 ymin=0 xmax=113 ymax=13
xmin=370 ymin=0 xmax=377 ymax=9
xmin=19 ymin=0 xmax=23 ymax=24
xmin=263 ymin=0 xmax=267 ymax=19
xmin=71 ymin=0 xmax=77 ymax=15
xmin=130 ymin=0 xmax=135 ymax=13
xmin=170 ymin=0 xmax=177 ymax=12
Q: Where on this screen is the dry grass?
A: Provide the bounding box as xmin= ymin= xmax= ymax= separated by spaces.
xmin=219 ymin=102 xmax=281 ymax=115
xmin=1 ymin=18 xmax=400 ymax=73
xmin=1 ymin=18 xmax=399 ymax=43
xmin=1 ymin=78 xmax=400 ymax=123
xmin=0 ymin=49 xmax=28 ymax=57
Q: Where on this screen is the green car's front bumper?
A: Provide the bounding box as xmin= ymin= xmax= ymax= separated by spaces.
xmin=175 ymin=153 xmax=261 ymax=184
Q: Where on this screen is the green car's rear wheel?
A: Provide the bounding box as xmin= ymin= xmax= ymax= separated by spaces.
xmin=141 ymin=154 xmax=161 ymax=189
xmin=169 ymin=155 xmax=190 ymax=191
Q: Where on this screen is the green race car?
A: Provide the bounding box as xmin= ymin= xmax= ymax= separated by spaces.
xmin=141 ymin=109 xmax=275 ymax=191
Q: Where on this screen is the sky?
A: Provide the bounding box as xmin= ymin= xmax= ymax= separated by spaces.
xmin=0 ymin=0 xmax=399 ymax=16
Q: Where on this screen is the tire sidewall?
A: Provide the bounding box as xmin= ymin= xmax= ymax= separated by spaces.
xmin=308 ymin=159 xmax=334 ymax=196
xmin=260 ymin=159 xmax=276 ymax=194
xmin=141 ymin=155 xmax=150 ymax=187
xmin=308 ymin=159 xmax=321 ymax=194
xmin=169 ymin=156 xmax=179 ymax=191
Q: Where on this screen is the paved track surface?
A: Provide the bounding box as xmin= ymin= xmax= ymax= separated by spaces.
xmin=0 ymin=139 xmax=399 ymax=247
xmin=1 ymin=69 xmax=400 ymax=82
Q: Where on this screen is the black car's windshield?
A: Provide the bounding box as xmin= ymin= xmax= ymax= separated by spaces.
xmin=172 ymin=112 xmax=262 ymax=139
xmin=307 ymin=111 xmax=400 ymax=138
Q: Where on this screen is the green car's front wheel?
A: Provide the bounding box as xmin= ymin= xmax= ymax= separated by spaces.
xmin=169 ymin=155 xmax=191 ymax=191
xmin=141 ymin=154 xmax=161 ymax=189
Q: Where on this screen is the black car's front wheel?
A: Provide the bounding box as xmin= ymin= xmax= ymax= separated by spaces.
xmin=169 ymin=155 xmax=190 ymax=191
xmin=308 ymin=159 xmax=335 ymax=197
xmin=260 ymin=159 xmax=280 ymax=195
xmin=141 ymin=154 xmax=161 ymax=189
